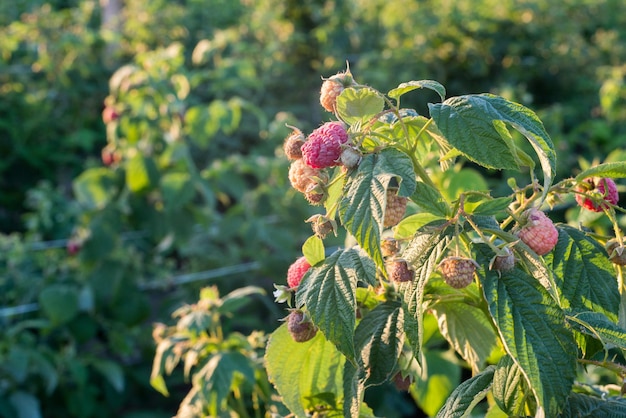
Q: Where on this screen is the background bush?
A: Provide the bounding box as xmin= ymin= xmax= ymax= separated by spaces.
xmin=0 ymin=0 xmax=625 ymax=416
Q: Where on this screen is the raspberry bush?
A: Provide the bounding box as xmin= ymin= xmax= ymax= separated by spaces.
xmin=265 ymin=68 xmax=626 ymax=417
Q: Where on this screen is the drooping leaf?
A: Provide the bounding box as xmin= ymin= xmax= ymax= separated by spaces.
xmin=398 ymin=228 xmax=453 ymax=361
xmin=566 ymin=310 xmax=626 ymax=350
xmin=435 ymin=365 xmax=495 ymax=418
xmin=336 ymin=87 xmax=385 ymax=125
xmin=545 ymin=226 xmax=620 ymax=322
xmin=492 ymin=355 xmax=529 ymax=416
xmin=339 ymin=148 xmax=416 ymax=269
xmin=575 ymin=161 xmax=626 ymax=181
xmin=354 ymin=301 xmax=404 ymax=386
xmin=479 ymin=244 xmax=578 ymax=417
xmin=432 ymin=301 xmax=498 ymax=373
xmin=296 ymin=247 xmax=377 ymax=359
xmin=265 ymin=324 xmax=345 ymax=418
xmin=388 ymin=80 xmax=446 ymax=102
xmin=302 ymin=235 xmax=325 ymax=266
xmin=429 ymin=94 xmax=556 ymax=198
xmin=559 ymin=393 xmax=626 ymax=417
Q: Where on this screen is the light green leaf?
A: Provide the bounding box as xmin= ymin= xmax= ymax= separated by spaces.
xmin=429 ymin=94 xmax=556 ymax=198
xmin=302 ymin=235 xmax=325 ymax=266
xmin=435 ymin=365 xmax=495 ymax=418
xmin=340 ymin=148 xmax=417 ymax=269
xmin=545 ymin=226 xmax=620 ymax=322
xmin=432 ymin=302 xmax=498 ymax=374
xmin=559 ymin=393 xmax=626 ymax=417
xmin=336 ymin=87 xmax=385 ymax=125
xmin=479 ymin=244 xmax=578 ymax=417
xmin=566 ymin=310 xmax=626 ymax=350
xmin=38 ymin=285 xmax=80 ymax=325
xmin=394 ymin=213 xmax=445 ymax=240
xmin=265 ymin=324 xmax=345 ymax=418
xmin=413 ymin=350 xmax=462 ymax=416
xmin=388 ymin=80 xmax=446 ymax=102
xmin=126 ymin=154 xmax=156 ymax=193
xmin=296 ymin=247 xmax=376 ymax=359
xmin=575 ymin=161 xmax=626 ymax=181
xmin=73 ymin=168 xmax=118 ymax=210
xmin=354 ymin=301 xmax=404 ymax=386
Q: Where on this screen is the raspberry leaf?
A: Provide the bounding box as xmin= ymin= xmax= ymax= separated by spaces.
xmin=354 ymin=300 xmax=404 ymax=387
xmin=265 ymin=324 xmax=345 ymax=417
xmin=435 ymin=365 xmax=495 ymax=418
xmin=410 ymin=181 xmax=450 ymax=217
xmin=394 ymin=213 xmax=446 ymax=240
xmin=414 ymin=350 xmax=462 ymax=416
xmin=295 ymin=247 xmax=377 ymax=359
xmin=545 ymin=226 xmax=620 ymax=322
xmin=478 ymin=244 xmax=578 ymax=417
xmin=388 ymin=80 xmax=446 ymax=102
xmin=339 ymin=148 xmax=416 ymax=270
xmin=560 ymin=393 xmax=626 ymax=416
xmin=565 ymin=310 xmax=626 ymax=351
xmin=302 ymin=235 xmax=325 ymax=266
xmin=336 ymin=87 xmax=384 ymax=125
xmin=574 ymin=161 xmax=626 ymax=181
xmin=492 ymin=355 xmax=528 ymax=417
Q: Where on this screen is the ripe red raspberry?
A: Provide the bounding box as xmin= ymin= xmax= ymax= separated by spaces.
xmin=320 ymin=70 xmax=356 ymax=113
xmin=384 ymin=190 xmax=408 ymax=228
xmin=102 ymin=106 xmax=119 ymax=124
xmin=301 ymin=122 xmax=349 ymax=169
xmin=288 ymin=159 xmax=321 ymax=193
xmin=575 ymin=177 xmax=619 ymax=212
xmin=283 ymin=127 xmax=305 ymax=161
xmin=287 ymin=310 xmax=318 ymax=343
xmin=287 ymin=256 xmax=311 ymax=288
xmin=439 ymin=256 xmax=478 ymax=289
xmin=386 ymin=259 xmax=414 ymax=283
xmin=517 ymin=208 xmax=559 ymax=256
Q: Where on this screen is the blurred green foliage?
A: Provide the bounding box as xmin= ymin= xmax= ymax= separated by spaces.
xmin=0 ymin=0 xmax=625 ymax=416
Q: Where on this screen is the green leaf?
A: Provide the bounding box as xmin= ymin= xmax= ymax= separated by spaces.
xmin=302 ymin=235 xmax=325 ymax=266
xmin=398 ymin=228 xmax=453 ymax=361
xmin=9 ymin=391 xmax=42 ymax=418
xmin=559 ymin=393 xmax=626 ymax=417
xmin=150 ymin=374 xmax=169 ymax=397
xmin=410 ymin=181 xmax=450 ymax=217
xmin=575 ymin=161 xmax=626 ymax=181
xmin=435 ymin=365 xmax=495 ymax=418
xmin=566 ymin=311 xmax=626 ymax=350
xmin=413 ymin=350 xmax=462 ymax=416
xmin=126 ymin=154 xmax=156 ymax=193
xmin=343 ymin=358 xmax=366 ymax=418
xmin=354 ymin=301 xmax=404 ymax=386
xmin=160 ymin=172 xmax=194 ymax=211
xmin=336 ymin=87 xmax=385 ymax=125
xmin=479 ymin=244 xmax=578 ymax=417
xmin=429 ymin=94 xmax=556 ymax=197
xmin=91 ymin=359 xmax=125 ymax=392
xmin=394 ymin=213 xmax=445 ymax=240
xmin=432 ymin=302 xmax=498 ymax=374
xmin=388 ymin=80 xmax=446 ymax=102
xmin=492 ymin=355 xmax=529 ymax=416
xmin=468 ymin=196 xmax=514 ymax=216
xmin=265 ymin=324 xmax=345 ymax=418
xmin=545 ymin=226 xmax=620 ymax=322
xmin=38 ymin=285 xmax=80 ymax=325
xmin=73 ymin=168 xmax=118 ymax=210
xmin=296 ymin=247 xmax=377 ymax=359
xmin=219 ymin=286 xmax=265 ymax=314
xmin=340 ymin=148 xmax=416 ymax=269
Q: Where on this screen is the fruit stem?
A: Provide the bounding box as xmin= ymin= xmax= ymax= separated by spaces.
xmin=458 ymin=194 xmax=502 ymax=255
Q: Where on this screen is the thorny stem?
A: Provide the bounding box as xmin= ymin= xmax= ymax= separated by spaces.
xmin=578 ymin=358 xmax=626 ymax=378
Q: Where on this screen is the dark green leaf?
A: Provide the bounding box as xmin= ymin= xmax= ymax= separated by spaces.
xmin=265 ymin=324 xmax=345 ymax=418
xmin=8 ymin=391 xmax=41 ymax=418
xmin=469 ymin=196 xmax=514 ymax=216
xmin=388 ymin=80 xmax=446 ymax=102
xmin=493 ymin=355 xmax=529 ymax=416
xmin=575 ymin=162 xmax=626 ymax=181
xmin=479 ymin=244 xmax=578 ymax=417
xmin=343 ymin=360 xmax=365 ymax=418
xmin=546 ymin=226 xmax=620 ymax=322
xmin=566 ymin=310 xmax=626 ymax=350
xmin=410 ymin=181 xmax=449 ymax=217
xmin=91 ymin=359 xmax=125 ymax=392
xmin=340 ymin=149 xmax=416 ymax=269
xmin=559 ymin=393 xmax=626 ymax=417
xmin=435 ymin=366 xmax=495 ymax=418
xmin=38 ymin=285 xmax=80 ymax=325
xmin=160 ymin=172 xmax=194 ymax=211
xmin=354 ymin=301 xmax=404 ymax=386
xmin=336 ymin=87 xmax=385 ymax=125
xmin=219 ymin=286 xmax=265 ymax=314
xmin=296 ymin=247 xmax=377 ymax=359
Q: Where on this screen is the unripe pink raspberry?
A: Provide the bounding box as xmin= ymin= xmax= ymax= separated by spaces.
xmin=320 ymin=70 xmax=356 ymax=113
xmin=439 ymin=256 xmax=478 ymax=289
xmin=516 ymin=208 xmax=559 ymax=256
xmin=384 ymin=190 xmax=408 ymax=228
xmin=288 ymin=159 xmax=321 ymax=193
xmin=287 ymin=256 xmax=311 ymax=289
xmin=575 ymin=177 xmax=619 ymax=212
xmin=287 ymin=310 xmax=318 ymax=343
xmin=386 ymin=259 xmax=414 ymax=283
xmin=102 ymin=106 xmax=119 ymax=124
xmin=283 ymin=127 xmax=305 ymax=161
xmin=301 ymin=122 xmax=349 ymax=169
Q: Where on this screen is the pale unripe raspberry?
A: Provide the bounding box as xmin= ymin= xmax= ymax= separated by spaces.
xmin=381 ymin=237 xmax=401 ymax=258
xmin=340 ymin=146 xmax=362 ymax=169
xmin=575 ymin=177 xmax=619 ymax=212
xmin=320 ymin=71 xmax=355 ymax=113
xmin=384 ymin=190 xmax=408 ymax=228
xmin=439 ymin=256 xmax=478 ymax=289
xmin=301 ymin=122 xmax=349 ymax=169
xmin=283 ymin=127 xmax=305 ymax=160
xmin=306 ymin=214 xmax=336 ymax=239
xmin=288 ymin=159 xmax=321 ymax=193
xmin=386 ymin=259 xmax=414 ymax=283
xmin=606 ymin=239 xmax=626 ymax=266
xmin=517 ymin=208 xmax=559 ymax=256
xmin=304 ymin=183 xmax=326 ymax=206
xmin=287 ymin=310 xmax=318 ymax=343
xmin=490 ymin=247 xmax=516 ymax=273
xmin=287 ymin=256 xmax=311 ymax=288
